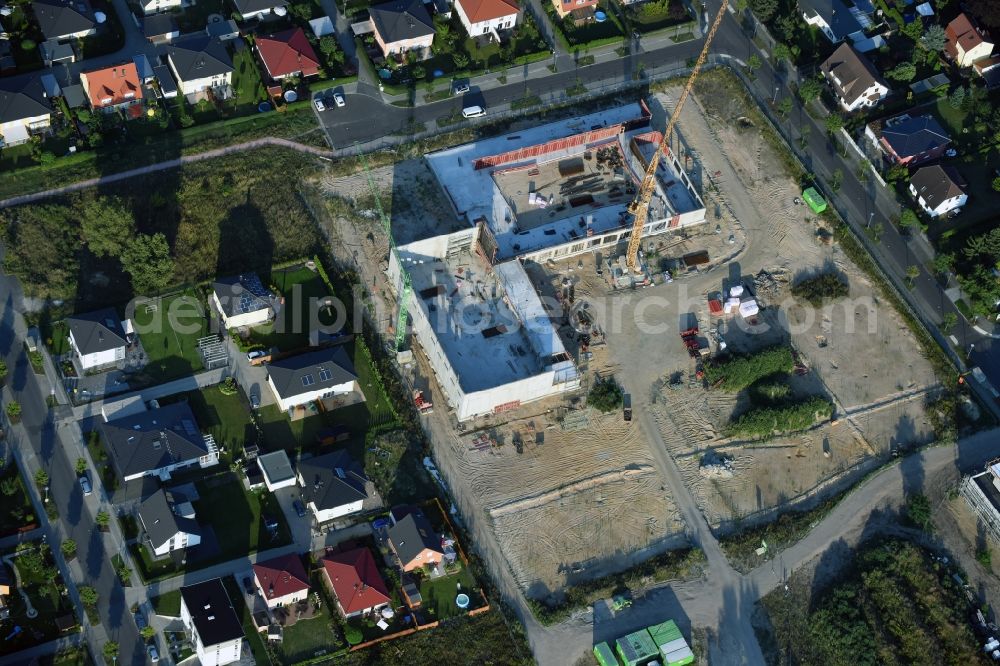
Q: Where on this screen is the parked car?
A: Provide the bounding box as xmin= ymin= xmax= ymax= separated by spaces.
xmin=293 ymin=500 xmax=307 ymax=518
xmin=147 ymin=644 xmax=159 ymax=663
xmin=249 ymin=389 xmax=260 ymax=410
xmin=79 ymin=474 xmax=92 ymax=496
xmin=247 ymin=350 xmax=266 ymax=362
xmin=313 ymin=97 xmax=325 ymax=112
xmin=134 ymin=609 xmax=146 ymax=630
xmin=333 ymin=92 xmax=345 ymax=108
xmin=452 ymin=81 xmax=470 ymax=95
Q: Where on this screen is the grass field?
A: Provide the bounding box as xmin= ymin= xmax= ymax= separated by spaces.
xmin=280 ymin=609 xmax=344 ymax=662
xmin=133 ymin=290 xmax=208 ymax=382
xmin=151 ymin=589 xmax=181 ymax=617
xmin=418 ymin=562 xmax=480 ymax=622
xmin=160 ymin=386 xmax=255 ymax=460
xmin=242 ymin=265 xmax=334 ymax=352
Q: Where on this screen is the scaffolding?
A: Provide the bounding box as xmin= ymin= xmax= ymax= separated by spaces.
xmin=197 ymin=336 xmax=228 ymax=369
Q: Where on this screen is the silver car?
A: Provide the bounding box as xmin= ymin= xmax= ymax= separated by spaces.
xmin=79 ymin=475 xmax=92 ymax=496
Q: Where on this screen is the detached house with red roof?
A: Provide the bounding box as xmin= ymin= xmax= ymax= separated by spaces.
xmin=455 ymin=0 xmax=519 ymax=37
xmin=79 ymin=62 xmax=143 ymax=113
xmin=255 ymin=27 xmax=320 ymax=81
xmin=945 ymin=13 xmax=993 ymax=68
xmin=322 ymin=548 xmax=391 ymax=617
xmin=252 ymin=554 xmax=311 ymax=609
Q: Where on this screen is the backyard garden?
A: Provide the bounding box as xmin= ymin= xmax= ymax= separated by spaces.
xmin=545 ymin=0 xmax=625 ymax=50
xmin=0 ymin=463 xmax=36 ymax=537
xmin=132 ymin=290 xmax=209 ymax=385
xmin=0 ymin=543 xmax=78 ymax=657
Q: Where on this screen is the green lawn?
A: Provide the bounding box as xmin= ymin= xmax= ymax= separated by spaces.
xmin=133 ymin=290 xmax=208 ymax=383
xmin=417 ymin=562 xmax=481 ymax=622
xmin=151 ymin=589 xmax=181 ymax=617
xmin=160 ymin=386 xmax=255 ymax=460
xmin=281 ymin=610 xmax=345 ymax=662
xmin=46 ymin=320 xmax=71 ymax=357
xmin=0 ymin=463 xmax=36 ymax=536
xmin=232 ymin=45 xmax=267 ymax=110
xmin=243 ymin=264 xmax=333 ymax=352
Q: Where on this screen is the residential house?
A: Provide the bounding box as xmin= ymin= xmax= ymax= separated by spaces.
xmin=231 ymin=0 xmax=288 ymax=20
xmin=212 ymin=273 xmax=273 ymax=329
xmin=256 ymin=27 xmax=320 ymax=81
xmin=79 ymin=63 xmax=144 ymax=112
xmin=908 ymin=165 xmax=967 ymax=218
xmin=552 ymin=0 xmax=598 ymax=24
xmin=144 ymin=14 xmax=180 ymax=44
xmin=32 ymin=0 xmax=96 ymax=42
xmin=974 ymin=56 xmax=1000 ymax=89
xmin=39 ymin=39 xmax=75 ymax=66
xmin=799 ymin=0 xmax=863 ymax=44
xmin=66 ymin=308 xmax=128 ymax=370
xmin=369 ymin=0 xmax=435 ymax=59
xmin=154 ymin=65 xmax=179 ymax=98
xmin=167 ymin=37 xmax=234 ymax=100
xmin=180 ymin=579 xmax=244 ymax=666
xmin=0 ymin=75 xmax=51 ymax=147
xmin=322 ymin=547 xmax=391 ymax=617
xmin=296 ymin=450 xmax=372 ymax=522
xmin=101 ymin=402 xmax=220 ymax=483
xmin=820 ymin=43 xmax=888 ymax=111
xmin=252 ymin=554 xmax=311 ymax=609
xmin=945 ymin=13 xmax=993 ymax=68
xmin=455 ymin=0 xmax=519 ymax=37
xmin=865 ymin=114 xmax=951 ymax=166
xmin=256 ymin=450 xmax=297 ymax=491
xmin=139 ymin=0 xmax=182 ymax=14
xmin=265 ymin=346 xmax=358 ymax=412
xmin=388 ymin=506 xmax=444 ymax=572
xmin=206 ymin=18 xmax=241 ymax=41
xmin=138 ymin=488 xmax=201 ymax=557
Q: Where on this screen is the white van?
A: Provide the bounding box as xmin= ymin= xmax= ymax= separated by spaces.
xmin=462 ymin=105 xmax=486 ymax=118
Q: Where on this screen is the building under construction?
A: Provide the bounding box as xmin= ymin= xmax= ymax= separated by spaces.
xmin=389 ymin=103 xmax=705 ymax=420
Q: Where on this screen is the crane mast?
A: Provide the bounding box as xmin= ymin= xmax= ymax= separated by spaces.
xmin=624 ymin=3 xmax=728 ymax=272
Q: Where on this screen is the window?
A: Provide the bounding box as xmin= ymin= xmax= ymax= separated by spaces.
xmin=301 ymin=374 xmax=315 ymax=387
xmin=318 ymin=368 xmax=332 ymax=381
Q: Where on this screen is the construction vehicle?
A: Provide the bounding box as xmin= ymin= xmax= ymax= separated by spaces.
xmin=623 ymin=394 xmax=632 ymax=422
xmin=413 ymin=389 xmax=433 ymax=414
xmin=624 ymin=2 xmax=729 ymax=272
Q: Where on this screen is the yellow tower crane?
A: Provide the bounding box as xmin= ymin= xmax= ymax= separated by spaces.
xmin=624 ymin=2 xmax=729 ymax=272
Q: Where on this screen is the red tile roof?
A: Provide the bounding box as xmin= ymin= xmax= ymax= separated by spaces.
xmin=945 ymin=13 xmax=991 ymax=59
xmin=81 ymin=63 xmax=142 ymax=109
xmin=256 ymin=27 xmax=320 ymax=79
xmin=457 ymin=0 xmax=519 ymax=24
xmin=253 ymin=554 xmax=311 ymax=601
xmin=322 ymin=548 xmax=391 ymax=615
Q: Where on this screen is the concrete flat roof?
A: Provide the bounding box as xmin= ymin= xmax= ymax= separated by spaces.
xmin=426 ymin=103 xmax=701 ymax=260
xmin=406 ymin=243 xmax=566 ymax=392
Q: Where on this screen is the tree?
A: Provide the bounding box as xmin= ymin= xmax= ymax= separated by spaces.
xmin=95 ymin=510 xmax=110 ymax=529
xmin=6 ymin=401 xmax=21 ymax=420
xmin=886 ymin=61 xmax=917 ymax=82
xmin=749 ymin=0 xmax=779 ymax=22
xmin=773 ymin=42 xmax=792 ymax=63
xmin=140 ymin=625 xmax=156 ymax=641
xmin=79 ymin=197 xmax=135 ymax=258
xmin=901 ymin=19 xmax=924 ymax=41
xmin=117 ymin=562 xmax=131 ymax=583
xmin=746 ymin=53 xmax=762 ymax=75
xmin=776 ymin=97 xmax=792 ymax=118
xmin=34 ymin=469 xmax=48 ymax=487
xmin=102 ymin=641 xmax=118 ymax=663
xmin=830 ymin=168 xmax=843 ymax=192
xmin=75 ymin=458 xmax=88 ymax=474
xmin=905 ymin=264 xmax=920 ymax=286
xmin=906 ymin=493 xmax=932 ymax=530
xmin=948 ymin=86 xmax=966 ymax=109
xmin=824 ymin=113 xmax=844 ymax=134
xmin=120 ymin=233 xmax=174 ymax=296
xmin=899 ymin=209 xmax=921 ymax=230
xmin=941 ymin=312 xmax=958 ymax=332
xmin=61 ymin=539 xmax=77 ymax=558
xmin=0 ymin=477 xmax=19 ymax=496
xmin=919 ymin=24 xmax=946 ymax=51
xmin=588 ymin=377 xmax=624 ymax=413
xmin=993 ymin=177 xmax=1000 ymax=193
xmin=344 ymin=625 xmax=363 ymax=645
xmin=452 ymin=52 xmax=469 ymax=70
xmin=79 ymin=586 xmax=99 ymax=607
xmin=798 ymin=78 xmax=823 ymax=104
xmin=318 ymin=36 xmax=339 ymax=58
xmin=0 ymin=359 xmax=7 ymax=379
xmin=932 ymin=252 xmax=955 ymax=275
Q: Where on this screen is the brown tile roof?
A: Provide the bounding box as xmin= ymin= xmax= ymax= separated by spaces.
xmin=253 ymin=554 xmax=311 ymax=601
xmin=322 ymin=548 xmax=391 ymax=615
xmin=945 ymin=13 xmax=992 ymax=60
xmin=820 ymin=43 xmax=884 ymax=104
xmin=81 ymin=63 xmax=142 ymax=109
xmin=457 ymin=0 xmax=519 ymax=23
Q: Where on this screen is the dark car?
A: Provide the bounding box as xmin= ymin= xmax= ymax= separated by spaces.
xmin=293 ymin=500 xmax=307 ymax=518
xmin=249 ymin=389 xmax=260 ymax=410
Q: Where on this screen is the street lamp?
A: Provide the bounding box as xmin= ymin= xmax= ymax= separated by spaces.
xmin=773 ymin=86 xmax=778 ymax=104
xmin=44 ymin=485 xmax=49 ymax=504
xmin=868 ymin=211 xmax=874 ymax=228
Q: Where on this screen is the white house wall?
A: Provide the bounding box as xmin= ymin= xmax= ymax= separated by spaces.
xmin=267 ymin=376 xmax=355 ymax=412
xmin=455 ymin=1 xmax=517 ymax=36
xmin=311 ymin=498 xmax=364 ymax=522
xmin=151 ymin=530 xmax=201 ymax=557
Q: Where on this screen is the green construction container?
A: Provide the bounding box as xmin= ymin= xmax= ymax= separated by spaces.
xmin=616 ymin=629 xmax=658 ymax=666
xmin=646 ymin=620 xmax=683 ymax=646
xmin=802 ymin=187 xmax=827 ymax=214
xmin=647 ymin=620 xmax=694 ymax=666
xmin=594 ymin=642 xmax=621 ymax=666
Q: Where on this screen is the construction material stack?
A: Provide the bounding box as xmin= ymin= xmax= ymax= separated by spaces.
xmin=593 ymin=642 xmax=620 ymax=666
xmin=647 ymin=620 xmax=694 ymax=666
xmin=616 ymin=629 xmax=659 ymax=666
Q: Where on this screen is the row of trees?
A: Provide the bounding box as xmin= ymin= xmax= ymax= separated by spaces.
xmin=703 ymin=345 xmax=795 ymax=391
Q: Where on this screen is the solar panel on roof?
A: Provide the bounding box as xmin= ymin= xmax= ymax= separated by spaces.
xmin=301 ymin=374 xmax=315 ymax=387
xmin=318 ymin=368 xmax=331 ymax=381
xmin=180 ymin=419 xmax=199 ymax=438
xmin=240 ymin=273 xmax=270 ymax=299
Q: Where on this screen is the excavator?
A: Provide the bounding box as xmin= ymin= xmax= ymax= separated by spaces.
xmin=624 ymin=2 xmax=729 ymax=273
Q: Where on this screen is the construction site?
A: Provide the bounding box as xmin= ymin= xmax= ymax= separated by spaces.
xmin=315 ymin=67 xmax=940 ymax=610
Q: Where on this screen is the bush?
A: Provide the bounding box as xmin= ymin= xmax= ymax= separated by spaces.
xmin=79 ymin=585 xmax=99 ymax=606
xmin=588 ymin=377 xmax=623 ymax=413
xmin=906 ymin=493 xmax=932 ymax=531
xmin=725 ymin=396 xmax=832 ymax=438
xmin=6 ymin=401 xmax=21 ymax=420
xmin=704 ymin=346 xmax=795 ymax=392
xmin=344 ymin=625 xmax=363 ymax=645
xmin=61 ymin=539 xmax=77 ymax=558
xmin=790 ymin=272 xmax=849 ymax=306
xmin=218 ymin=376 xmax=238 ymax=396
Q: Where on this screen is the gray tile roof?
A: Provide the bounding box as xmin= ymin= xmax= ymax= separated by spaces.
xmin=370 ymin=0 xmax=434 ymax=45
xmin=267 ymin=347 xmax=357 ymax=401
xmin=298 ymin=450 xmax=369 ymax=511
xmin=910 ymin=165 xmax=966 ymax=210
xmin=143 ymin=13 xmax=178 ymax=38
xmin=232 ymin=0 xmax=287 ymax=16
xmin=152 ymin=66 xmax=177 ymax=96
xmin=799 ymin=0 xmax=863 ymax=41
xmin=0 ymin=75 xmax=50 ymax=124
xmin=167 ymin=36 xmax=233 ymax=81
xmin=388 ymin=509 xmax=441 ymax=566
xmin=32 ymin=0 xmax=95 ymax=41
xmin=180 ymin=579 xmax=244 ymax=647
xmin=257 ymin=450 xmax=294 ymax=485
xmin=101 ymin=402 xmax=212 ymax=479
xmin=821 ymin=43 xmax=884 ymax=104
xmin=67 ymin=307 xmax=127 ymax=355
xmin=138 ymin=488 xmax=199 ymax=550
xmin=61 ymin=83 xmax=87 ymax=108
xmin=878 ymin=114 xmax=951 ymax=160
xmin=213 ymin=273 xmax=271 ymax=318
